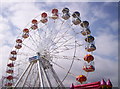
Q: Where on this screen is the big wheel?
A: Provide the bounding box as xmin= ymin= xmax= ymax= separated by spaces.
xmin=2 ymin=7 xmax=96 ymax=88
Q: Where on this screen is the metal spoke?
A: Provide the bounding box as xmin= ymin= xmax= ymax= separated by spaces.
xmin=22 ymin=43 xmax=36 ymax=52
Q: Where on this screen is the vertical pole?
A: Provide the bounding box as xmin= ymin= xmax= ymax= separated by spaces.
xmin=38 ymin=59 xmax=52 ymax=89
xmin=37 ymin=60 xmax=44 ymax=88
xmin=42 ymin=57 xmax=65 ymax=88
xmin=37 ymin=52 xmax=52 ymax=89
xmin=37 ymin=52 xmax=65 ymax=89
xmin=49 ymin=63 xmax=65 ymax=88
xmin=22 ymin=62 xmax=34 ymax=87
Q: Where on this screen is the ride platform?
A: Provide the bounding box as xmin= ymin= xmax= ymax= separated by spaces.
xmin=70 ymin=79 xmax=112 ymax=89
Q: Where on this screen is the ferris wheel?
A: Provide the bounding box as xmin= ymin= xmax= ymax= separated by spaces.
xmin=2 ymin=7 xmax=96 ymax=88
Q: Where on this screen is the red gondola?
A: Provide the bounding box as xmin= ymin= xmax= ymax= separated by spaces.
xmin=40 ymin=19 xmax=48 ymax=23
xmin=84 ymin=54 xmax=94 ymax=63
xmin=83 ymin=65 xmax=95 ymax=72
xmin=6 ymin=69 xmax=14 ymax=74
xmin=9 ymin=56 xmax=16 ymax=61
xmin=15 ymin=44 xmax=22 ymax=49
xmin=32 ymin=19 xmax=38 ymax=24
xmin=76 ymin=75 xmax=87 ymax=84
xmin=16 ymin=39 xmax=22 ymax=43
xmin=41 ymin=12 xmax=47 ymax=18
xmin=22 ymin=33 xmax=29 ymax=39
xmin=11 ymin=51 xmax=17 ymax=55
xmin=6 ymin=75 xmax=14 ymax=80
xmin=31 ymin=25 xmax=38 ymax=30
xmin=23 ymin=28 xmax=29 ymax=33
xmin=51 ymin=9 xmax=58 ymax=19
xmin=52 ymin=8 xmax=58 ymax=14
xmin=7 ymin=63 xmax=14 ymax=67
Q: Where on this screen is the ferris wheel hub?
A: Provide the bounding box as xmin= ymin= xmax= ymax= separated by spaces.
xmin=29 ymin=56 xmax=38 ymax=63
xmin=28 ymin=52 xmax=52 ymax=69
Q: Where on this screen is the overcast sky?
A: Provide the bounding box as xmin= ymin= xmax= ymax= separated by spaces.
xmin=0 ymin=0 xmax=119 ymax=87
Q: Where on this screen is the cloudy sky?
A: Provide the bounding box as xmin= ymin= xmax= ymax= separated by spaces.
xmin=0 ymin=0 xmax=119 ymax=87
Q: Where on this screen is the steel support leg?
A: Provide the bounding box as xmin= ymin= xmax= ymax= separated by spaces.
xmin=22 ymin=62 xmax=34 ymax=87
xmin=38 ymin=59 xmax=52 ymax=89
xmin=14 ymin=63 xmax=33 ymax=88
xmin=37 ymin=60 xmax=44 ymax=88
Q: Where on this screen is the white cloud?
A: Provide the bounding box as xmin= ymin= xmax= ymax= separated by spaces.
xmin=1 ymin=0 xmax=119 ymax=3
xmin=1 ymin=0 xmax=36 ymax=2
xmin=35 ymin=0 xmax=119 ymax=2
xmin=109 ymin=20 xmax=118 ymax=31
xmin=0 ymin=16 xmax=15 ymax=47
xmin=91 ymin=6 xmax=109 ymax=20
xmin=0 ymin=16 xmax=14 ymax=79
xmin=1 ymin=46 xmax=11 ymax=74
xmin=7 ymin=3 xmax=42 ymax=30
xmin=90 ymin=55 xmax=118 ymax=86
xmin=95 ymin=32 xmax=118 ymax=57
xmin=0 ymin=15 xmax=10 ymax=31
